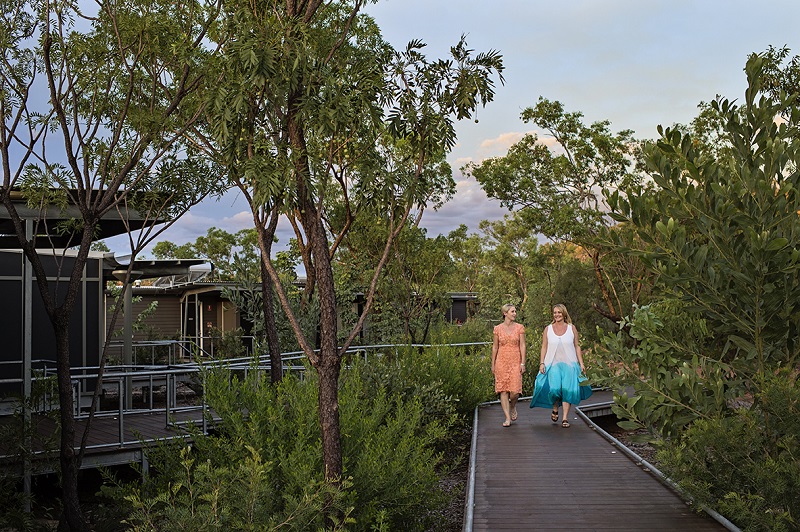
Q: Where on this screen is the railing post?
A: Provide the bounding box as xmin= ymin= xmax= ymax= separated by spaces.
xmin=118 ymin=377 xmax=124 ymax=446
xmin=202 ymin=370 xmax=208 ymax=435
xmin=165 ymin=374 xmax=171 ymax=425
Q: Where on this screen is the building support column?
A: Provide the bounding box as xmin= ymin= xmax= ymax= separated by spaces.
xmin=23 ymin=220 xmax=32 ymax=512
xmin=112 ymin=270 xmax=142 ymax=410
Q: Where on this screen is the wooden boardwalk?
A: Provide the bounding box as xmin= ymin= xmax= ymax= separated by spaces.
xmin=0 ymin=407 xmax=212 ymax=473
xmin=467 ymin=394 xmax=729 ymax=531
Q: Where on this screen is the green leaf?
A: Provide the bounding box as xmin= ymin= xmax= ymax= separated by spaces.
xmin=617 ymin=420 xmax=644 ymax=431
xmin=765 ymin=237 xmax=789 ymax=251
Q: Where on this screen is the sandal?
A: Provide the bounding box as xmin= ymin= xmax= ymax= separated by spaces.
xmin=561 ymin=420 xmax=570 ymax=428
xmin=550 ymin=410 xmax=559 ymax=423
xmin=502 ymin=420 xmax=511 ymax=427
xmin=511 ymin=409 xmax=518 ymax=421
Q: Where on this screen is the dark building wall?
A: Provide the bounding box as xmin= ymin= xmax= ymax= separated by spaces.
xmin=0 ymin=250 xmax=104 ymax=394
xmin=0 ymin=252 xmax=24 ymax=385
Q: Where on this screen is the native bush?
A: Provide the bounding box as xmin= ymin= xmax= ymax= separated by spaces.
xmin=657 ymin=369 xmax=800 ymax=531
xmin=105 ymin=345 xmax=488 ymax=530
xmin=355 ymin=344 xmax=494 ymax=422
xmin=593 ymin=301 xmax=740 ymax=438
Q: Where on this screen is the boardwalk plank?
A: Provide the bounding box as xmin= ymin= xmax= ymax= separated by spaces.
xmin=469 ymin=395 xmax=727 ymax=531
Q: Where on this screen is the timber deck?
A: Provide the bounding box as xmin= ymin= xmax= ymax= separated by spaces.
xmin=0 ymin=407 xmax=213 ymax=472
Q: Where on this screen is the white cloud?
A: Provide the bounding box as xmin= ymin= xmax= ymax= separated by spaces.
xmin=479 ymin=131 xmax=527 ymax=153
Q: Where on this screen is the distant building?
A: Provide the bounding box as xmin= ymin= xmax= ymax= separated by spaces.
xmin=446 ymin=292 xmax=479 ymax=323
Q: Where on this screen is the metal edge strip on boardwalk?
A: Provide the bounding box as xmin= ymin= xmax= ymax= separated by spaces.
xmin=575 ymin=402 xmax=741 ymax=532
xmin=462 ymin=405 xmax=479 ymax=531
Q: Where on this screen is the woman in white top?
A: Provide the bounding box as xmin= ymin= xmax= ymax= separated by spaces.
xmin=529 ymin=304 xmax=590 ymax=427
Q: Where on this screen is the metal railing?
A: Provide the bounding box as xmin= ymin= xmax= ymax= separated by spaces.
xmin=1 ymin=341 xmax=491 ymax=457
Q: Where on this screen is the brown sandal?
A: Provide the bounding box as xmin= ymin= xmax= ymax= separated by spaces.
xmin=550 ymin=410 xmax=558 ymax=423
xmin=511 ymin=409 xmax=518 ymax=421
xmin=561 ymin=420 xmax=570 ymax=428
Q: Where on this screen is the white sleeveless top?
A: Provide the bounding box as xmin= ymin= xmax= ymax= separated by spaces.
xmin=543 ymin=324 xmax=578 ymax=366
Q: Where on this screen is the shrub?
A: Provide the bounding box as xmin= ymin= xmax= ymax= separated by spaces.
xmin=106 ymin=344 xmax=490 ymax=530
xmin=657 ymin=370 xmax=800 ymax=530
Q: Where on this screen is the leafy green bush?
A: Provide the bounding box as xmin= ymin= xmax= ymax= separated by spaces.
xmin=426 ymin=318 xmax=493 ymax=345
xmin=657 ymin=370 xmax=800 ymax=531
xmin=355 ymin=344 xmax=494 ymax=421
xmin=106 ymin=344 xmax=490 ymax=530
xmin=594 ymin=302 xmax=739 ymax=438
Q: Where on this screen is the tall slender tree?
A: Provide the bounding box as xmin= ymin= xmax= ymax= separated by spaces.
xmin=465 ymin=98 xmax=643 ymax=323
xmin=200 ymin=0 xmax=504 ymax=490
xmin=0 ymin=0 xmax=222 ymax=527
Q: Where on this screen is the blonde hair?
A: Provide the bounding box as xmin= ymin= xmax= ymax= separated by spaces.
xmin=501 ymin=303 xmax=516 ymax=317
xmin=552 ymin=303 xmax=572 ymax=324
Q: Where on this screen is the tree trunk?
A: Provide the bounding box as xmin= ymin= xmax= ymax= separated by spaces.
xmin=260 ymin=257 xmax=282 ymax=383
xmin=317 ymin=347 xmax=343 ymax=480
xmin=306 ymin=210 xmax=343 ymax=481
xmin=54 ymin=317 xmax=89 ymax=531
xmin=591 ymin=249 xmax=621 ymax=324
xmin=287 ymin=84 xmax=344 ymax=482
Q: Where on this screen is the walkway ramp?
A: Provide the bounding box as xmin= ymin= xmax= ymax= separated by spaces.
xmin=467 ymin=394 xmax=728 ymax=531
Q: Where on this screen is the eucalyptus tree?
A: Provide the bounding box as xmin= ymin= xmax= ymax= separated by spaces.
xmin=476 ymin=213 xmax=543 ymax=317
xmin=0 ymin=0 xmax=223 ymax=528
xmin=760 ymin=45 xmax=800 ymax=102
xmin=153 ymin=227 xmax=258 ymax=279
xmin=465 ymin=98 xmax=644 ymax=323
xmin=201 ymin=0 xmax=504 ymax=487
xmin=446 ymin=224 xmax=486 ymax=295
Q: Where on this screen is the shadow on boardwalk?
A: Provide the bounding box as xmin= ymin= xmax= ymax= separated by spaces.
xmin=466 ymin=393 xmax=731 ymax=531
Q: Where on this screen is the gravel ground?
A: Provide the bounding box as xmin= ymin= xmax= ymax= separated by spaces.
xmin=591 ymin=416 xmax=660 ymax=465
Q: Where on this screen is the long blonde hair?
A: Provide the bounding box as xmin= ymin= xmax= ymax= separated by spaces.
xmin=552 ymin=303 xmax=572 ymax=324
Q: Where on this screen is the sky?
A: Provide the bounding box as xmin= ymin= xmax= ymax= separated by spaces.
xmin=105 ymin=0 xmax=800 ymax=256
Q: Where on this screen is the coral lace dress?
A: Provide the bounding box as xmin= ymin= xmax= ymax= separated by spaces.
xmin=493 ymin=323 xmax=524 ymax=394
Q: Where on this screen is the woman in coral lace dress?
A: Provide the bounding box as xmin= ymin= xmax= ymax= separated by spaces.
xmin=491 ymin=304 xmax=526 ymax=426
xmin=530 ymin=304 xmax=591 ymax=427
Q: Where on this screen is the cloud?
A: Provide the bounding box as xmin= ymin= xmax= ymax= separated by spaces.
xmin=479 ymin=131 xmax=527 ymax=153
xmin=419 ymin=172 xmax=509 ymax=237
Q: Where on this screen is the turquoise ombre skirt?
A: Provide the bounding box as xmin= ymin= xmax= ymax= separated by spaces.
xmin=530 ymin=361 xmax=592 ymax=408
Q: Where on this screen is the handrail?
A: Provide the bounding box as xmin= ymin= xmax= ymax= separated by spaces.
xmin=2 ymin=341 xmax=491 ymax=458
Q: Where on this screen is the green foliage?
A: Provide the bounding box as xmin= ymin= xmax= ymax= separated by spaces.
xmin=466 ymin=97 xmax=638 ymax=242
xmin=340 ymin=222 xmax=455 ymax=345
xmin=427 ymin=317 xmax=493 ymax=346
xmin=107 ymin=345 xmax=490 ymax=530
xmin=474 ymin=213 xmax=543 ymax=319
xmin=607 ymin=54 xmax=800 ymax=379
xmin=108 ymin=443 xmax=349 ymax=531
xmin=355 ymin=344 xmax=494 ymax=421
xmin=152 ymin=228 xmax=261 ymax=280
xmin=758 ymin=45 xmax=800 ymax=104
xmin=657 ymin=370 xmax=800 ymax=531
xmin=596 ymin=52 xmax=800 ymax=527
xmin=595 ymin=302 xmax=738 ymax=437
xmin=0 ymin=477 xmax=38 ymax=532
xmin=208 ymin=327 xmax=247 ymax=359
xmin=466 ymin=100 xmax=647 ymax=324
